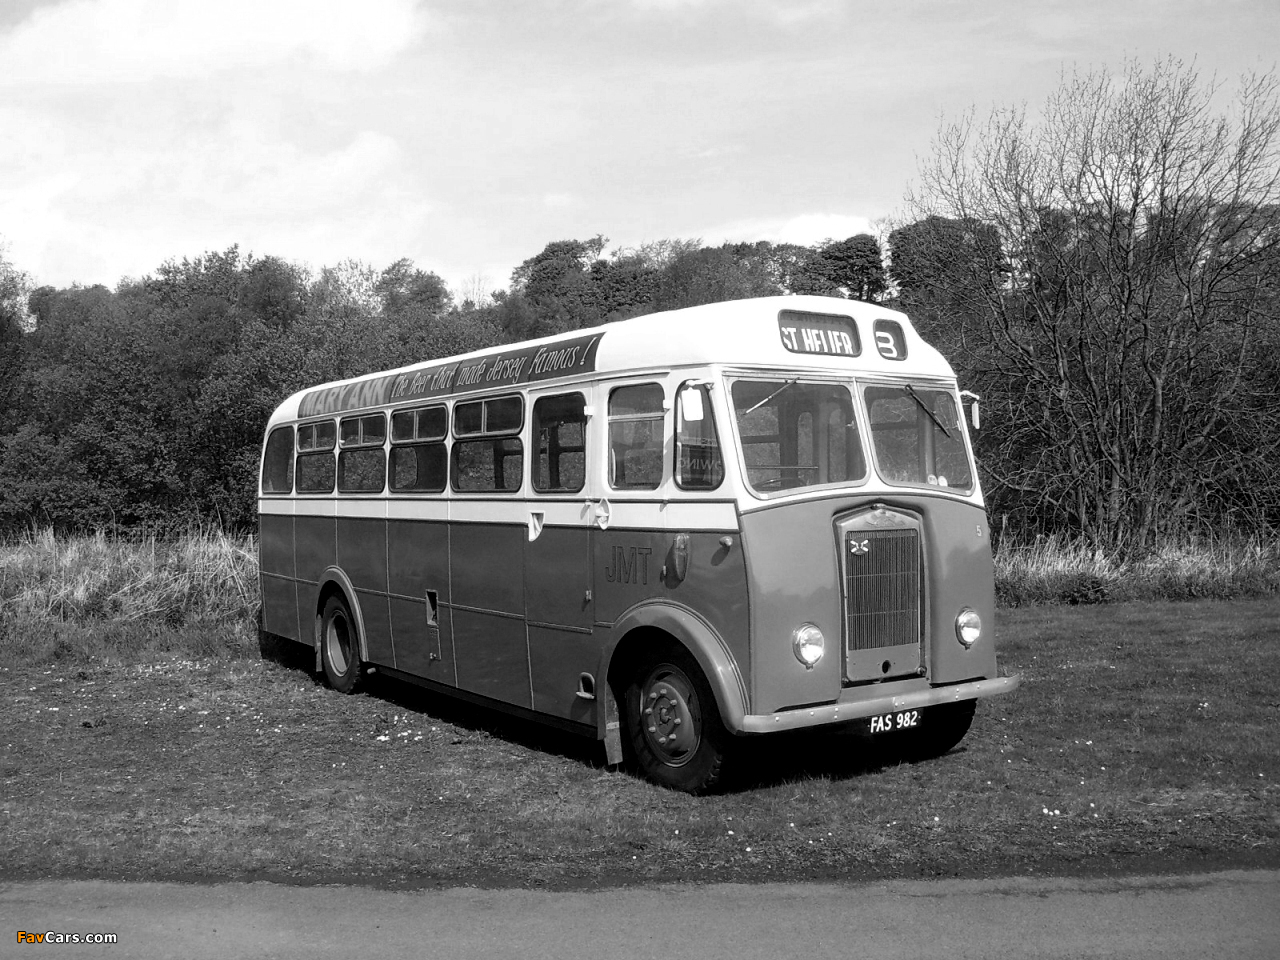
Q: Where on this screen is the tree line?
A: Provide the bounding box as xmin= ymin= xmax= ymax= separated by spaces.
xmin=1 ymin=58 xmax=1276 ymax=550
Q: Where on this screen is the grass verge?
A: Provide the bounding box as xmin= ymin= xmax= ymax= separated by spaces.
xmin=2 ymin=598 xmax=1276 ymax=887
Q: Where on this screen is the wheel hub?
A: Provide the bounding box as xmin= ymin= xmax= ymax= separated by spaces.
xmin=640 ymin=669 xmax=700 ymax=766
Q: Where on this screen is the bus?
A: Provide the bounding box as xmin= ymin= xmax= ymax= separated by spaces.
xmin=258 ymin=295 xmax=1019 ymax=792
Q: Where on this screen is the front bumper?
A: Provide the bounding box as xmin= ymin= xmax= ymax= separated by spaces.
xmin=736 ymin=675 xmax=1020 ymax=734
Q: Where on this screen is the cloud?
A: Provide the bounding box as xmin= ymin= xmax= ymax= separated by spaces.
xmin=0 ymin=0 xmax=429 ymax=84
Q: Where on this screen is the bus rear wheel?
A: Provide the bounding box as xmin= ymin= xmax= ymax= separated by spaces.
xmin=624 ymin=645 xmax=729 ymax=793
xmin=320 ymin=594 xmax=362 ymax=694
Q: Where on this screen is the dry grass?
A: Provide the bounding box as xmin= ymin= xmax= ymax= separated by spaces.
xmin=0 ymin=529 xmax=258 ymax=661
xmin=995 ymin=532 xmax=1280 ymax=606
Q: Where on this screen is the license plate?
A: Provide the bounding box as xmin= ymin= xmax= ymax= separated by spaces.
xmin=868 ymin=709 xmax=921 ymax=734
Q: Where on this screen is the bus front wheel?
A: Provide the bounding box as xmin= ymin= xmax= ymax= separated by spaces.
xmin=624 ymin=645 xmax=730 ymax=793
xmin=320 ymin=594 xmax=362 ymax=694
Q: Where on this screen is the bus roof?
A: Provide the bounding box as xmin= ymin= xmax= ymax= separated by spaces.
xmin=271 ymin=295 xmax=955 ymax=424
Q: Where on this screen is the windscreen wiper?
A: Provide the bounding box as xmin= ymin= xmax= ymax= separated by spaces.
xmin=738 ymin=378 xmax=798 ymax=420
xmin=904 ymin=383 xmax=952 ymax=439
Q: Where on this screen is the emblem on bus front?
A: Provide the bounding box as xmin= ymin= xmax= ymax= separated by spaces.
xmin=850 ymin=538 xmax=870 ymax=555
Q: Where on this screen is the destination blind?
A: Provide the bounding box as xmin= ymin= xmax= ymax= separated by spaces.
xmin=777 ymin=310 xmax=861 ymax=357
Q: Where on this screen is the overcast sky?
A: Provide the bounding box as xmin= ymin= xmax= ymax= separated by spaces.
xmin=1 ymin=0 xmax=1276 ymax=295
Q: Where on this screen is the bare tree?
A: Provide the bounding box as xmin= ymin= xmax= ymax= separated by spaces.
xmin=905 ymin=58 xmax=1280 ymax=549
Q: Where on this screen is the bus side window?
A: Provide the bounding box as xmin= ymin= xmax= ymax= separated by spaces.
xmin=390 ymin=405 xmax=448 ymax=493
xmin=451 ymin=395 xmax=524 ymax=493
xmin=608 ymin=383 xmax=664 ymax=490
xmin=675 ymin=382 xmax=724 ymax=490
xmin=338 ymin=413 xmax=387 ymax=494
xmin=296 ymin=419 xmax=336 ymax=494
xmin=532 ymin=393 xmax=586 ymax=494
xmin=262 ymin=426 xmax=294 ymax=494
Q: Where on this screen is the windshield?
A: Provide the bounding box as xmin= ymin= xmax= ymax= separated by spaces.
xmin=864 ymin=383 xmax=973 ymax=491
xmin=731 ymin=379 xmax=867 ymax=496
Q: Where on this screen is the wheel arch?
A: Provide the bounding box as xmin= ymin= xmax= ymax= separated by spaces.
xmin=600 ymin=602 xmax=749 ymax=736
xmin=312 ymin=567 xmax=369 ymax=669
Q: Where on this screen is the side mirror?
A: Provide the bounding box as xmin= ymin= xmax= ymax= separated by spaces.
xmin=679 ymin=384 xmax=705 ymax=423
xmin=960 ymin=390 xmax=980 ymax=431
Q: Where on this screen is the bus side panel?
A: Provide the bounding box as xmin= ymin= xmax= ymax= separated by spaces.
xmin=450 ymin=521 xmax=524 ymax=612
xmin=451 ymin=612 xmax=530 ymax=707
xmin=293 ymin=513 xmax=336 ymax=639
xmin=528 ymin=624 xmax=597 ymax=725
xmin=921 ymin=499 xmax=998 ymax=684
xmin=525 ymin=525 xmax=593 ymax=629
xmin=527 ymin=524 xmax=596 ymax=722
xmin=337 ymin=517 xmax=393 ymax=667
xmin=739 ymin=502 xmax=846 ymax=715
xmin=595 ymin=527 xmax=750 ymax=698
xmin=259 ymin=512 xmax=298 ymax=640
xmin=449 ymin=521 xmax=531 ymax=707
xmin=387 ymin=518 xmax=454 ymax=683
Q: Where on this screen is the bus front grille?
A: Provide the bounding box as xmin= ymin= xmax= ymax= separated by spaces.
xmin=845 ymin=528 xmax=921 ymax=652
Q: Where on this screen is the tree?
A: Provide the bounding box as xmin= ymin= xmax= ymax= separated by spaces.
xmin=908 ymin=58 xmax=1280 ymax=548
xmin=653 ymin=242 xmax=784 ymax=310
xmin=806 ymin=234 xmax=889 ymax=301
xmin=0 ymin=242 xmax=31 ymax=421
xmin=887 ymin=215 xmax=1007 ymax=361
xmin=375 ymin=258 xmax=452 ymax=318
xmin=509 ymin=238 xmax=608 ymax=337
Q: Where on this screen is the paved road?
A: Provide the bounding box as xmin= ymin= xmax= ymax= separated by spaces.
xmin=3 ymin=871 xmax=1277 ymax=959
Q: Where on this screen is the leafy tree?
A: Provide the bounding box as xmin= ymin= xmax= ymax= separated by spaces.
xmin=0 ymin=243 xmax=32 ymax=422
xmin=509 ymin=238 xmax=608 ymax=337
xmin=375 ymin=258 xmax=452 ymax=318
xmin=241 ymin=256 xmax=309 ymax=332
xmin=799 ymin=234 xmax=888 ymax=301
xmin=654 ymin=242 xmax=783 ymax=310
xmin=908 ymin=57 xmax=1280 ymax=548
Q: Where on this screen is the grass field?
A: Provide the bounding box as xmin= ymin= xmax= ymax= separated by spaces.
xmin=2 ymin=597 xmax=1276 ymax=887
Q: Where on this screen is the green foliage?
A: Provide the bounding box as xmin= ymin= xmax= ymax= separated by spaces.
xmin=806 ymin=234 xmax=888 ymax=301
xmin=0 ymin=246 xmax=506 ymax=533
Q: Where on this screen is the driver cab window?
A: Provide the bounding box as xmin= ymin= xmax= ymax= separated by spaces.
xmin=608 ymin=383 xmax=664 ymax=490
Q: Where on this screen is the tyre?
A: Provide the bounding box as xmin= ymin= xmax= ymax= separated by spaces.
xmin=623 ymin=643 xmax=730 ymax=793
xmin=320 ymin=594 xmax=362 ymax=694
xmin=899 ymin=698 xmax=976 ymax=761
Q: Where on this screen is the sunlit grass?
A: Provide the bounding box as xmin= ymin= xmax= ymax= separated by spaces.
xmin=3 ymin=599 xmax=1277 ymax=886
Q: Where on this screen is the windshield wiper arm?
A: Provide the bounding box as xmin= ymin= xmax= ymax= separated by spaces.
xmin=904 ymin=383 xmax=952 ymax=439
xmin=738 ymin=379 xmax=798 ymax=419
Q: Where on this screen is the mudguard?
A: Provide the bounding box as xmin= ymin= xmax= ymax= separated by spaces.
xmin=598 ymin=601 xmax=750 ymax=738
xmin=312 ymin=566 xmax=369 ymax=668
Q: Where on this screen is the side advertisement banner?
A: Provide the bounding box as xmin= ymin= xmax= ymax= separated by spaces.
xmin=298 ymin=332 xmax=604 ymax=419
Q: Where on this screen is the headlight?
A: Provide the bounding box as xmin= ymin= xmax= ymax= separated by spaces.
xmin=955 ymin=608 xmax=982 ymax=648
xmin=792 ymin=623 xmax=825 ymax=668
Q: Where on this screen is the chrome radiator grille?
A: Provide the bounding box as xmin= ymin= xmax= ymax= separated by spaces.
xmin=845 ymin=528 xmax=921 ymax=651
